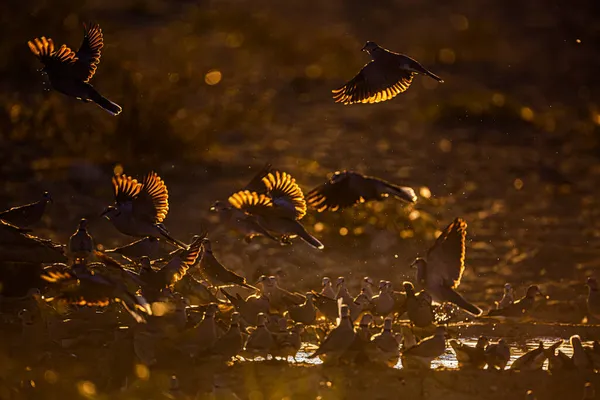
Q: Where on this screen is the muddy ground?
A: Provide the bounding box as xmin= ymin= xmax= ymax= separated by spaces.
xmin=0 ymin=0 xmax=599 ymax=398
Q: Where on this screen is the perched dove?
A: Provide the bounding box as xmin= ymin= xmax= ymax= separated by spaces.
xmin=370 ymin=318 xmax=400 ymax=367
xmin=244 ymin=313 xmax=275 ymax=359
xmin=321 ymin=277 xmax=336 ymax=299
xmin=221 ymin=289 xmax=270 ymax=326
xmin=183 ymin=303 xmax=219 ymax=357
xmin=287 ymin=292 xmax=317 ymax=325
xmin=271 ymin=320 xmax=304 ymax=361
xmin=548 ymin=349 xmax=575 ymax=372
xmin=332 ymin=41 xmax=442 ymax=105
xmin=68 ymin=218 xmax=94 ymax=262
xmin=311 ymin=290 xmax=339 ymax=322
xmin=404 ymin=282 xmax=435 ymax=328
xmin=0 ymin=192 xmax=52 ymax=228
xmin=485 ymin=339 xmax=511 ymax=370
xmin=197 ymin=238 xmax=256 ymax=290
xmin=306 ymin=171 xmax=416 ymax=212
xmin=343 ymin=313 xmax=374 ymax=364
xmin=102 ymin=171 xmax=184 ymax=248
xmin=308 ymin=304 xmax=356 ymax=364
xmin=369 ymin=281 xmax=395 ymax=317
xmin=586 ymin=277 xmax=600 ymax=321
xmin=401 ymin=326 xmax=447 ymax=369
xmin=361 ymin=277 xmax=375 ymax=300
xmin=27 ymin=24 xmax=121 ymax=115
xmin=495 ymin=283 xmax=514 ymax=309
xmin=449 ymin=336 xmax=489 ymax=369
xmin=412 ymin=218 xmax=482 ymax=316
xmin=261 ymin=275 xmax=304 ymax=313
xmin=571 ymin=335 xmax=593 ymax=371
xmin=510 ymin=340 xmax=562 ymax=371
xmin=487 ymin=285 xmax=544 ymax=320
xmin=202 ymin=312 xmax=244 ymax=361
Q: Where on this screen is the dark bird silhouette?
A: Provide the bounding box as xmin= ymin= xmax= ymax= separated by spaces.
xmin=68 ymin=218 xmax=94 ymax=262
xmin=27 ymin=23 xmax=122 ymax=115
xmin=102 ymin=171 xmax=185 ymax=248
xmin=197 ymin=237 xmax=256 ymax=290
xmin=487 ymin=285 xmax=545 ymax=320
xmin=0 ymin=219 xmax=66 ymax=263
xmin=332 ymin=41 xmax=443 ymax=105
xmin=412 ymin=218 xmax=482 ymax=316
xmin=0 ymin=192 xmax=52 ymax=228
xmin=306 ymin=171 xmax=416 ymax=212
xmin=104 ymin=236 xmax=171 ymax=262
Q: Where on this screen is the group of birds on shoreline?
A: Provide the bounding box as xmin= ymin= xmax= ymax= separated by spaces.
xmin=27 ymin=23 xmax=444 ymax=116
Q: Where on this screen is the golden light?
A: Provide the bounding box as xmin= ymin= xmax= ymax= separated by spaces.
xmin=339 ymin=227 xmax=348 ymax=236
xmin=419 ymin=187 xmax=432 ymax=199
xmin=492 ymin=93 xmax=505 ymax=107
xmin=450 ymin=14 xmax=469 ymax=31
xmin=314 ymin=222 xmax=325 ymax=233
xmin=169 ymin=73 xmax=180 ymax=83
xmin=77 ymin=381 xmax=96 ymax=398
xmin=113 ymin=164 xmax=124 ymax=176
xmin=353 ymin=227 xmax=364 ymax=235
xmin=9 ymin=104 xmax=21 ymax=123
xmin=305 ymin=64 xmax=322 ymax=79
xmin=226 ymin=32 xmax=244 ymax=48
xmin=576 ymin=39 xmax=581 ymax=44
xmin=151 ymin=301 xmax=171 ymax=316
xmin=44 ymin=370 xmax=58 ymax=384
xmin=520 ymin=107 xmax=534 ymax=121
xmin=592 ymin=112 xmax=600 ymax=125
xmin=439 ymin=48 xmax=456 ymax=64
xmin=409 ymin=210 xmax=421 ymax=221
xmin=439 ymin=138 xmax=452 ymax=152
xmin=205 ymin=70 xmax=222 ymax=85
xmin=135 ymin=364 xmax=150 ymax=380
xmin=514 ymin=178 xmax=524 ymax=190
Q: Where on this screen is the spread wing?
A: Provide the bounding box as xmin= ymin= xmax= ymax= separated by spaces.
xmin=228 ymin=190 xmax=274 ymax=216
xmin=159 ymin=234 xmax=204 ymax=286
xmin=306 ymin=171 xmax=364 ymax=212
xmin=261 ymin=171 xmax=307 ymax=220
xmin=427 ymin=218 xmax=467 ymax=288
xmin=74 ymin=23 xmax=103 ymax=82
xmin=27 ymin=37 xmax=76 ymax=70
xmin=112 ymin=174 xmax=142 ymax=206
xmin=332 ymin=61 xmax=414 ymax=105
xmin=243 ymin=163 xmax=273 ymax=192
xmin=134 ymin=172 xmax=169 ymax=224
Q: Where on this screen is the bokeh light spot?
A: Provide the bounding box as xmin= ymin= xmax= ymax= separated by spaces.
xmin=450 ymin=14 xmax=469 ymax=31
xmin=439 ymin=138 xmax=452 ymax=152
xmin=439 ymin=48 xmax=456 ymax=64
xmin=492 ymin=93 xmax=505 ymax=107
xmin=77 ymin=381 xmax=96 ymax=398
xmin=339 ymin=227 xmax=348 ymax=236
xmin=44 ymin=370 xmax=58 ymax=384
xmin=135 ymin=364 xmax=150 ymax=380
xmin=520 ymin=107 xmax=534 ymax=121
xmin=419 ymin=187 xmax=432 ymax=199
xmin=314 ymin=222 xmax=325 ymax=233
xmin=113 ymin=164 xmax=124 ymax=176
xmin=205 ymin=70 xmax=222 ymax=85
xmin=514 ymin=178 xmax=524 ymax=190
xmin=305 ymin=64 xmax=322 ymax=79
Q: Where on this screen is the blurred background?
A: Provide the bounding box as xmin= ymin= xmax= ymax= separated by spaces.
xmin=1 ymin=0 xmax=599 ymax=307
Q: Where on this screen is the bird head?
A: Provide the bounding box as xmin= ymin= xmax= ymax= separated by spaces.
xmin=140 ymin=256 xmax=152 ymax=271
xmin=42 ymin=191 xmax=53 ymax=203
xmin=78 ymin=218 xmax=88 ymax=229
xmin=476 ymin=336 xmax=489 ymax=349
xmin=503 ymin=283 xmax=512 ymax=292
xmin=200 ymin=237 xmax=212 ymax=251
xmin=361 ymin=41 xmax=380 ymax=54
xmin=411 ymin=258 xmax=426 ymax=270
xmin=402 ymin=281 xmax=415 ymax=295
xmin=322 ymin=276 xmax=331 ymax=287
xmin=210 ymin=200 xmax=229 ymax=212
xmin=335 ymin=276 xmax=345 ymax=288
xmin=526 ymin=285 xmax=546 ymax=298
xmin=362 ymin=276 xmax=374 ymax=287
xmin=101 ymin=206 xmax=119 ymax=220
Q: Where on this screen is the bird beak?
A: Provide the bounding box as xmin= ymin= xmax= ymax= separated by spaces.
xmin=361 ymin=45 xmax=367 ymax=52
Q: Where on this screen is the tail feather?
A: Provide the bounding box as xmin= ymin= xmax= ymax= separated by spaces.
xmin=440 ymin=286 xmax=482 ymax=316
xmin=88 ymin=88 xmax=122 ymax=116
xmin=424 ymin=70 xmax=443 ymax=83
xmin=382 ymin=182 xmax=417 ymax=203
xmin=155 ymin=223 xmax=186 ymax=249
xmin=294 ymin=223 xmax=324 ymax=250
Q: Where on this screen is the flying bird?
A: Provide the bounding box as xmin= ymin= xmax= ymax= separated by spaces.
xmin=332 ymin=41 xmax=443 ymax=105
xmin=411 ymin=218 xmax=482 ymax=316
xmin=27 ymin=23 xmax=122 ymax=115
xmin=306 ymin=171 xmax=416 ymax=212
xmin=102 ymin=171 xmax=185 ymax=248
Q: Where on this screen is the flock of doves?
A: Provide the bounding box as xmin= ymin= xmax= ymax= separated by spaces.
xmin=4 ymin=20 xmax=596 ymax=399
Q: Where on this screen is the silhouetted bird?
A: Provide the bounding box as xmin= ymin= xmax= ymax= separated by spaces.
xmin=332 ymin=41 xmax=443 ymax=105
xmin=0 ymin=219 xmax=66 ymax=263
xmin=27 ymin=23 xmax=122 ymax=115
xmin=68 ymin=218 xmax=94 ymax=262
xmin=0 ymin=192 xmax=52 ymax=228
xmin=197 ymin=237 xmax=256 ymax=289
xmin=102 ymin=171 xmax=185 ymax=248
xmin=307 ymin=171 xmax=416 ymax=212
xmin=412 ymin=218 xmax=482 ymax=316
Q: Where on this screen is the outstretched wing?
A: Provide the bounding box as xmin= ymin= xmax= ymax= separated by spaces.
xmin=306 ymin=171 xmax=362 ymax=212
xmin=243 ymin=163 xmax=273 ymax=192
xmin=112 ymin=174 xmax=142 ymax=207
xmin=74 ymin=23 xmax=103 ymax=82
xmin=28 ymin=37 xmax=76 ymax=70
xmin=133 ymin=172 xmax=169 ymax=224
xmin=159 ymin=234 xmax=204 ymax=286
xmin=261 ymin=171 xmax=307 ymax=220
xmin=332 ymin=61 xmax=413 ymax=105
xmin=427 ymin=218 xmax=467 ymax=288
xmin=228 ymin=190 xmax=274 ymax=216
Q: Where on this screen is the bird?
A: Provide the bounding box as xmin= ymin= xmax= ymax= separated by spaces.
xmin=221 ymin=289 xmax=270 ymax=326
xmin=487 ymin=285 xmax=545 ymax=321
xmin=571 ymin=335 xmax=593 ymax=371
xmin=342 ymin=313 xmax=374 ymax=364
xmin=495 ymin=283 xmax=514 ymax=309
xmin=369 ymin=281 xmax=396 ymax=317
xmin=311 ymin=290 xmax=340 ymax=322
xmin=271 ymin=320 xmax=304 ymax=361
xmin=68 ymin=218 xmax=94 ymax=263
xmin=286 ymin=292 xmax=317 ymax=325
xmin=548 ymin=349 xmax=575 ymax=372
xmin=586 ymin=277 xmax=600 ymax=321
xmin=0 ymin=219 xmax=67 ymax=263
xmin=306 ymin=171 xmax=416 ymax=212
xmin=244 ymin=313 xmax=275 ymax=360
xmin=401 ymin=326 xmax=447 ymax=369
xmin=525 ymin=390 xmax=537 ymax=400
xmin=0 ymin=192 xmax=52 ymax=228
xmin=308 ymin=304 xmax=356 ymax=364
xmin=583 ymin=382 xmax=595 ymax=400
xmin=449 ymin=336 xmax=489 ymax=369
xmin=201 ymin=312 xmax=244 ymax=361
xmin=136 ymin=235 xmax=203 ymax=302
xmin=332 ymin=41 xmax=443 ymax=105
xmin=259 ymin=275 xmax=305 ymax=314
xmin=485 ymin=338 xmax=510 ymax=370
xmin=197 ymin=237 xmax=256 ymax=290
xmin=361 ymin=277 xmax=376 ymax=300
xmin=27 ymin=23 xmax=122 ymax=115
xmin=370 ymin=317 xmax=400 ymax=367
xmin=320 ymin=277 xmax=336 ymax=299
xmin=102 ymin=171 xmax=185 ymax=248
xmin=104 ymin=237 xmax=171 ymax=262
xmin=226 ymin=169 xmax=323 ymax=249
xmin=174 ymin=274 xmax=222 ymax=305
xmin=510 ymin=340 xmax=563 ymax=371
xmin=403 ymin=282 xmax=435 ymax=328
xmin=183 ymin=303 xmax=219 ymax=357
xmin=41 ymin=261 xmax=150 ymax=323
xmin=412 ymin=218 xmax=482 ymax=316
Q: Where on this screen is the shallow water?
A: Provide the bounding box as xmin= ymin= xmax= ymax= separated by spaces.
xmin=285 ymin=337 xmax=588 ymax=370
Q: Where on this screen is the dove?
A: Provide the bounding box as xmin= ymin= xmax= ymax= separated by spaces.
xmin=412 ymin=218 xmax=482 ymax=316
xmin=104 ymin=237 xmax=170 ymax=262
xmin=548 ymin=349 xmax=575 ymax=372
xmin=583 ymin=382 xmax=595 ymax=400
xmin=487 ymin=285 xmax=545 ymax=321
xmin=244 ymin=313 xmax=275 ymax=359
xmin=201 ymin=312 xmax=244 ymax=361
xmin=311 ymin=291 xmax=339 ymax=322
xmin=0 ymin=192 xmax=52 ymax=228
xmin=369 ymin=318 xmax=400 ymax=367
xmin=308 ymin=304 xmax=356 ymax=364
xmin=342 ymin=313 xmax=374 ymax=363
xmin=586 ymin=277 xmax=600 ymax=321
xmin=361 ymin=277 xmax=375 ymax=300
xmin=0 ymin=219 xmax=67 ymax=263
xmin=174 ymin=274 xmax=221 ymax=305
xmin=183 ymin=303 xmax=219 ymax=357
xmin=306 ymin=171 xmax=416 ymax=212
xmin=450 ymin=336 xmax=489 ymax=369
xmin=403 ymin=282 xmax=435 ymax=328
xmin=510 ymin=340 xmax=563 ymax=371
xmin=102 ymin=171 xmax=185 ymax=248
xmin=197 ymin=237 xmax=256 ymax=290
xmin=571 ymin=335 xmax=593 ymax=371
xmin=68 ymin=218 xmax=94 ymax=263
xmin=400 ymin=326 xmax=418 ymax=351
xmin=261 ymin=275 xmax=304 ymax=313
xmin=286 ymin=292 xmax=317 ymax=325
xmin=485 ymin=339 xmax=511 ymax=370
xmin=495 ymin=283 xmax=514 ymax=309
xmin=332 ymin=41 xmax=442 ymax=105
xmin=320 ymin=277 xmax=336 ymax=299
xmin=369 ymin=281 xmax=395 ymax=317
xmin=401 ymin=326 xmax=447 ymax=369
xmin=271 ymin=319 xmax=304 ymax=361
xmin=335 ymin=276 xmax=366 ymax=322
xmin=27 ymin=24 xmax=121 ymax=115
xmin=221 ymin=289 xmax=270 ymax=326
xmin=226 ymin=169 xmax=323 ymax=249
